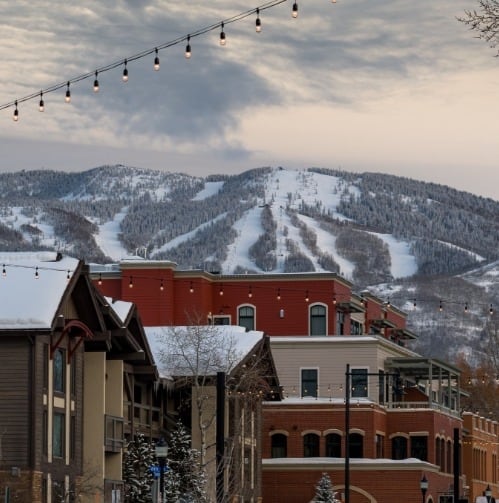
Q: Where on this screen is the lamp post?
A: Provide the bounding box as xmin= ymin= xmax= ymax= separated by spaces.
xmin=420 ymin=475 xmax=428 ymax=503
xmin=155 ymin=438 xmax=168 ymax=503
xmin=485 ymin=484 xmax=492 ymax=503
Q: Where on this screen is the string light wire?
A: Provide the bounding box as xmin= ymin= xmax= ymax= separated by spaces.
xmin=0 ymin=0 xmax=290 ymax=114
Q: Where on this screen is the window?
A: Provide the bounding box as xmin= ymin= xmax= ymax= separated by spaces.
xmin=53 ymin=348 xmax=65 ymax=393
xmin=303 ymin=433 xmax=320 ymax=457
xmin=105 ymin=415 xmax=124 ymax=452
xmin=271 ymin=433 xmax=287 ymax=458
xmin=336 ymin=311 xmax=345 ymax=335
xmin=213 ymin=316 xmax=230 ymax=325
xmin=238 ymin=306 xmax=255 ymax=331
xmin=310 ymin=304 xmax=326 ymax=335
xmin=376 ymin=434 xmax=385 ymax=458
xmin=348 ymin=433 xmax=363 ymax=458
xmin=325 ymin=433 xmax=341 ymax=457
xmin=391 ymin=436 xmax=408 ymax=460
xmin=53 ymin=412 xmax=65 ymax=458
xmin=411 ymin=436 xmax=428 ymax=461
xmin=351 ymin=368 xmax=368 ymax=398
xmin=301 ymin=369 xmax=318 ymax=398
xmin=351 ymin=319 xmax=363 ymax=335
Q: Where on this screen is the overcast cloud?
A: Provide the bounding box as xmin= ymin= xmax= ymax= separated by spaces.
xmin=0 ymin=0 xmax=497 ymax=200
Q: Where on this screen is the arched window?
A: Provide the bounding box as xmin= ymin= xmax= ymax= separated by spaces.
xmin=325 ymin=433 xmax=342 ymax=457
xmin=391 ymin=436 xmax=408 ymax=460
xmin=238 ymin=305 xmax=255 ymax=331
xmin=310 ymin=304 xmax=327 ymax=335
xmin=349 ymin=433 xmax=363 ymax=458
xmin=271 ymin=433 xmax=287 ymax=458
xmin=303 ymin=433 xmax=320 ymax=457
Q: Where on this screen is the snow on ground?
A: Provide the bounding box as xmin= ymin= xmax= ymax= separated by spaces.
xmin=7 ymin=207 xmax=57 ymax=247
xmin=192 ymin=181 xmax=224 ymax=201
xmin=367 ymin=232 xmax=418 ymax=279
xmin=92 ymin=208 xmax=129 ymax=261
xmin=437 ymin=239 xmax=486 ymax=262
xmin=297 ymin=214 xmax=355 ymax=280
xmin=223 ymin=207 xmax=264 ymax=273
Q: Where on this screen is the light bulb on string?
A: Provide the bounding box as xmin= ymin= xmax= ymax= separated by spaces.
xmin=154 ymin=48 xmax=160 ymax=70
xmin=464 ymin=302 xmax=468 ymax=314
xmin=490 ymin=304 xmax=494 ymax=316
xmin=305 ymin=290 xmax=309 ymax=302
xmin=248 ymin=286 xmax=253 ymax=298
xmin=35 ymin=266 xmax=39 ymax=279
xmin=276 ymin=288 xmax=281 ymax=301
xmin=331 ymin=0 xmax=337 ymax=3
xmin=93 ymin=71 xmax=100 ymax=92
xmin=185 ymin=35 xmax=192 ymax=59
xmin=65 ymin=82 xmax=71 ymax=103
xmin=129 ymin=276 xmax=133 ymax=288
xmin=39 ymin=91 xmax=44 ymax=112
xmin=160 ymin=279 xmax=164 ymax=291
xmin=439 ymin=300 xmax=443 ymax=312
xmin=122 ymin=59 xmax=129 ymax=82
xmin=292 ymin=2 xmax=298 ymax=18
xmin=189 ymin=281 xmax=194 ymax=293
xmin=13 ymin=101 xmax=19 ymax=122
xmin=67 ymin=270 xmax=71 ymax=282
xmin=98 ymin=273 xmax=102 ymax=285
xmin=255 ymin=8 xmax=262 ymax=32
xmin=2 ymin=264 xmax=6 ymax=277
xmin=413 ymin=298 xmax=417 ymax=310
xmin=219 ymin=285 xmax=224 ymax=296
xmin=220 ymin=22 xmax=226 ymax=46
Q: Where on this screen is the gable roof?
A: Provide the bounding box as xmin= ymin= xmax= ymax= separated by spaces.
xmin=0 ymin=252 xmax=81 ymax=330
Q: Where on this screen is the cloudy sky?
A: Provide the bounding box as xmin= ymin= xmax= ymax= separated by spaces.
xmin=1 ymin=0 xmax=498 ymax=200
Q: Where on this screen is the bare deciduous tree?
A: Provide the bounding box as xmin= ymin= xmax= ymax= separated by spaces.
xmin=458 ymin=0 xmax=499 ymax=55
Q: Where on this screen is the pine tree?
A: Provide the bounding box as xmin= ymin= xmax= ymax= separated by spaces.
xmin=164 ymin=421 xmax=207 ymax=503
xmin=123 ymin=432 xmax=155 ymax=503
xmin=313 ymin=473 xmax=340 ymax=503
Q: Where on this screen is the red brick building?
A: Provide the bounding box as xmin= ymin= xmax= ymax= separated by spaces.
xmin=89 ymin=258 xmax=498 ymax=503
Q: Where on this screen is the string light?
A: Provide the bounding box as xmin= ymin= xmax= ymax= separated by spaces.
xmin=160 ymin=279 xmax=164 ymax=291
xmin=67 ymin=270 xmax=71 ymax=281
xmin=39 ymin=91 xmax=44 ymax=112
xmin=2 ymin=0 xmax=295 ymax=117
xmin=292 ymin=2 xmax=298 ymax=18
xmin=185 ymin=35 xmax=192 ymax=59
xmin=2 ymin=264 xmax=6 ymax=277
xmin=35 ymin=266 xmax=39 ymax=279
xmin=122 ymin=59 xmax=129 ymax=82
xmin=219 ymin=285 xmax=224 ymax=296
xmin=305 ymin=290 xmax=309 ymax=302
xmin=490 ymin=304 xmax=494 ymax=316
xmin=277 ymin=288 xmax=281 ymax=301
xmin=439 ymin=300 xmax=443 ymax=312
xmin=129 ymin=276 xmax=133 ymax=288
xmin=13 ymin=101 xmax=18 ymax=122
xmin=190 ymin=281 xmax=194 ymax=293
xmin=220 ymin=22 xmax=226 ymax=46
xmin=464 ymin=302 xmax=468 ymax=314
xmin=98 ymin=273 xmax=102 ymax=285
xmin=65 ymin=82 xmax=71 ymax=103
xmin=256 ymin=8 xmax=262 ymax=32
xmin=154 ymin=48 xmax=160 ymax=71
xmin=248 ymin=286 xmax=253 ymax=298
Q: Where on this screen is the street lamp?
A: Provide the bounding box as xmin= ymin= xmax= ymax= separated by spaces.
xmin=485 ymin=484 xmax=492 ymax=503
xmin=420 ymin=475 xmax=428 ymax=503
xmin=155 ymin=438 xmax=168 ymax=503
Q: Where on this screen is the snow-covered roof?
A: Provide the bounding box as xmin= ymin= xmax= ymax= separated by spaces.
xmin=145 ymin=325 xmax=265 ymax=379
xmin=0 ymin=252 xmax=80 ymax=329
xmin=105 ymin=296 xmax=134 ymax=324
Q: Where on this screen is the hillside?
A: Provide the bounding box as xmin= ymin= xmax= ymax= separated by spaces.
xmin=0 ymin=164 xmax=497 ymax=361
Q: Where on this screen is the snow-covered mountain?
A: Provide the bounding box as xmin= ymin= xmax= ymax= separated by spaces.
xmin=1 ymin=164 xmax=497 ymax=361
